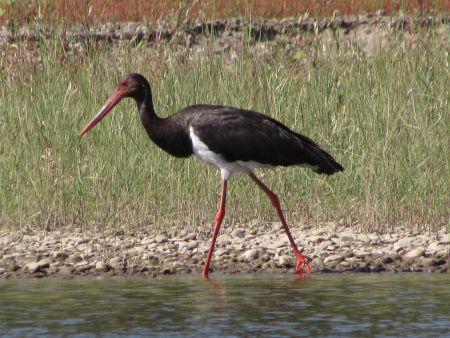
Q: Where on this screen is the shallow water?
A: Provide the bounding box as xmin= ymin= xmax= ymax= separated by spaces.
xmin=0 ymin=273 xmax=449 ymax=337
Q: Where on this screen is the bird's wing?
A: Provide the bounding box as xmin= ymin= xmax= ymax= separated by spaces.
xmin=190 ymin=107 xmax=320 ymax=167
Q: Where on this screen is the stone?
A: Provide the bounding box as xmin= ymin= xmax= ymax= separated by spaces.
xmin=26 ymin=259 xmax=50 ymax=273
xmin=69 ymin=254 xmax=82 ymax=263
xmin=7 ymin=262 xmax=20 ymax=272
xmin=318 ymin=240 xmax=332 ymax=250
xmin=310 ymin=228 xmax=328 ymax=236
xmin=342 ymin=252 xmax=354 ymax=259
xmin=368 ymin=233 xmax=380 ymax=242
xmin=355 ymin=250 xmax=371 ymax=258
xmin=215 ymin=248 xmax=230 ymax=257
xmin=324 ymin=254 xmax=344 ymax=264
xmin=404 ymin=247 xmax=425 ymax=259
xmin=308 ymin=235 xmax=324 ymax=244
xmin=52 ymin=251 xmax=69 ymax=260
xmin=357 ymin=234 xmax=371 ymax=244
xmin=77 ymin=262 xmax=95 ymax=273
xmin=271 ymin=222 xmax=283 ymax=231
xmin=179 ymin=241 xmax=198 ymax=251
xmin=431 ymin=258 xmax=447 ymax=266
xmin=95 ymin=261 xmax=110 ymax=272
xmin=184 ymin=233 xmax=197 ymax=240
xmin=338 ymin=261 xmax=350 ymax=268
xmin=426 ymin=241 xmax=443 ymax=254
xmin=276 ymin=255 xmax=292 ymax=267
xmin=261 ymin=254 xmax=271 ymax=262
xmin=1 ymin=234 xmax=19 ymax=245
xmin=141 ymin=237 xmax=153 ymax=245
xmin=171 ymin=261 xmax=184 ymax=269
xmin=22 ymin=235 xmax=37 ymax=242
xmin=382 ymin=256 xmax=394 ymax=264
xmin=155 ymin=235 xmax=168 ymax=244
xmin=261 ymin=262 xmax=273 ymax=270
xmin=59 ymin=267 xmax=75 ymax=276
xmin=186 ymin=241 xmax=198 ymax=250
xmin=440 ymin=234 xmax=450 ymax=244
xmin=339 ymin=232 xmax=354 ymax=243
xmin=240 ymin=249 xmax=260 ymax=262
xmin=109 ymin=256 xmax=123 ymax=268
xmin=230 ymin=229 xmax=245 ymax=238
xmin=72 ymin=237 xmax=88 ymax=245
xmin=394 ymin=238 xmax=412 ymax=251
xmin=161 ymin=267 xmax=174 ymax=274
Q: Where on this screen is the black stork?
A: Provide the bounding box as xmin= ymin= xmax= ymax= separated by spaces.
xmin=80 ymin=73 xmax=344 ymax=279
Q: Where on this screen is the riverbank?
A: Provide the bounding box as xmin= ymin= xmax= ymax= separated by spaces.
xmin=1 ymin=223 xmax=448 ymax=278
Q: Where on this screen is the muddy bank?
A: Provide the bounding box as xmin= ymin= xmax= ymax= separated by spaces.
xmin=1 ymin=13 xmax=450 ymax=59
xmin=1 ymin=13 xmax=449 ymax=43
xmin=1 ymin=223 xmax=448 ymax=279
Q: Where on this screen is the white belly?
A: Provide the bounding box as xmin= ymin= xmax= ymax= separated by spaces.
xmin=189 ymin=127 xmax=273 ymax=180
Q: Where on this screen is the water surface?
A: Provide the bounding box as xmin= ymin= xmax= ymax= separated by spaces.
xmin=1 ymin=274 xmax=449 ymax=337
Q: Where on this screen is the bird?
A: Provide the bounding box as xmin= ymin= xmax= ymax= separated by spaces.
xmin=80 ymin=73 xmax=344 ymax=279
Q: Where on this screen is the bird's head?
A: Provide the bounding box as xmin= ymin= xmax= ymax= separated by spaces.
xmin=79 ymin=73 xmax=151 ymax=136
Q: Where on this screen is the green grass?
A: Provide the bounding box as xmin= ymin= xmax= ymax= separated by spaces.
xmin=0 ymin=26 xmax=449 ymax=234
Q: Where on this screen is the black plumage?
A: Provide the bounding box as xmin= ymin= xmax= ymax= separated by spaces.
xmin=183 ymin=105 xmax=343 ymax=175
xmin=80 ymin=73 xmax=344 ymax=278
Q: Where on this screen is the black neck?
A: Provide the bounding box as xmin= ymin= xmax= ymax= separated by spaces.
xmin=133 ymin=77 xmax=193 ymax=158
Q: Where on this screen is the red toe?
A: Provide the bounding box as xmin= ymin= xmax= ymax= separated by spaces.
xmin=295 ymin=252 xmax=312 ymax=274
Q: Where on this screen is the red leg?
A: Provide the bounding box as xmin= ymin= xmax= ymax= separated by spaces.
xmin=248 ymin=172 xmax=311 ymax=274
xmin=202 ymin=179 xmax=227 ymax=279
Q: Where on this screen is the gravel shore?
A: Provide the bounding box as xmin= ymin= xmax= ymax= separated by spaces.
xmin=1 ymin=223 xmax=448 ymax=279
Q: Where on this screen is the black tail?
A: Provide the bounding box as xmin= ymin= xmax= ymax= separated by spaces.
xmin=314 ymin=147 xmax=344 ymax=175
xmin=295 ymin=132 xmax=344 ymax=175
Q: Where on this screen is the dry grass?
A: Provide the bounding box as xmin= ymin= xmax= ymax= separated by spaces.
xmin=1 ymin=0 xmax=450 ymax=25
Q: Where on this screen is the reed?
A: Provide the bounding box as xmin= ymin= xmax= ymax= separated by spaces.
xmin=0 ymin=25 xmax=448 ymax=233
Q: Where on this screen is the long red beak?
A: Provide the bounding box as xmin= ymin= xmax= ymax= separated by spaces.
xmin=79 ymin=90 xmax=126 ymax=136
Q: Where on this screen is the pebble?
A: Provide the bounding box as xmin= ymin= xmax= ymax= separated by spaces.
xmin=216 ymin=249 xmax=230 ymax=257
xmin=109 ymin=257 xmax=123 ymax=267
xmin=69 ymin=254 xmax=82 ymax=263
xmin=324 ymin=254 xmax=344 ymax=264
xmin=0 ymin=222 xmax=448 ymax=278
xmin=239 ymin=249 xmax=260 ymax=262
xmin=394 ymin=238 xmax=412 ymax=251
xmin=184 ymin=233 xmax=197 ymax=241
xmin=308 ymin=235 xmax=324 ymax=244
xmin=404 ymin=247 xmax=425 ymax=259
xmin=179 ymin=241 xmax=198 ymax=251
xmin=382 ymin=256 xmax=394 ymax=264
xmin=276 ymin=255 xmax=292 ymax=267
xmin=355 ymin=250 xmax=371 ymax=258
xmin=426 ymin=241 xmax=442 ymax=254
xmin=52 ymin=251 xmax=69 ymax=260
xmin=154 ymin=235 xmax=168 ymax=244
xmin=339 ymin=232 xmax=354 ymax=243
xmin=95 ymin=261 xmax=110 ymax=272
xmin=26 ymin=259 xmax=50 ymax=273
xmin=230 ymin=229 xmax=245 ymax=238
xmin=271 ymin=222 xmax=283 ymax=231
xmin=318 ymin=240 xmax=333 ymax=250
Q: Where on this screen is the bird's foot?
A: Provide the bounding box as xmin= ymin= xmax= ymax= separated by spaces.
xmin=202 ymin=267 xmax=210 ymax=280
xmin=295 ymin=252 xmax=312 ymax=274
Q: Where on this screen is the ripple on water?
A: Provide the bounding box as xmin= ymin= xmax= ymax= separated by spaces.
xmin=0 ymin=274 xmax=449 ymax=337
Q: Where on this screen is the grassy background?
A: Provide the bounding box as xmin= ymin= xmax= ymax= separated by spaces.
xmin=0 ymin=23 xmax=449 ymax=234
